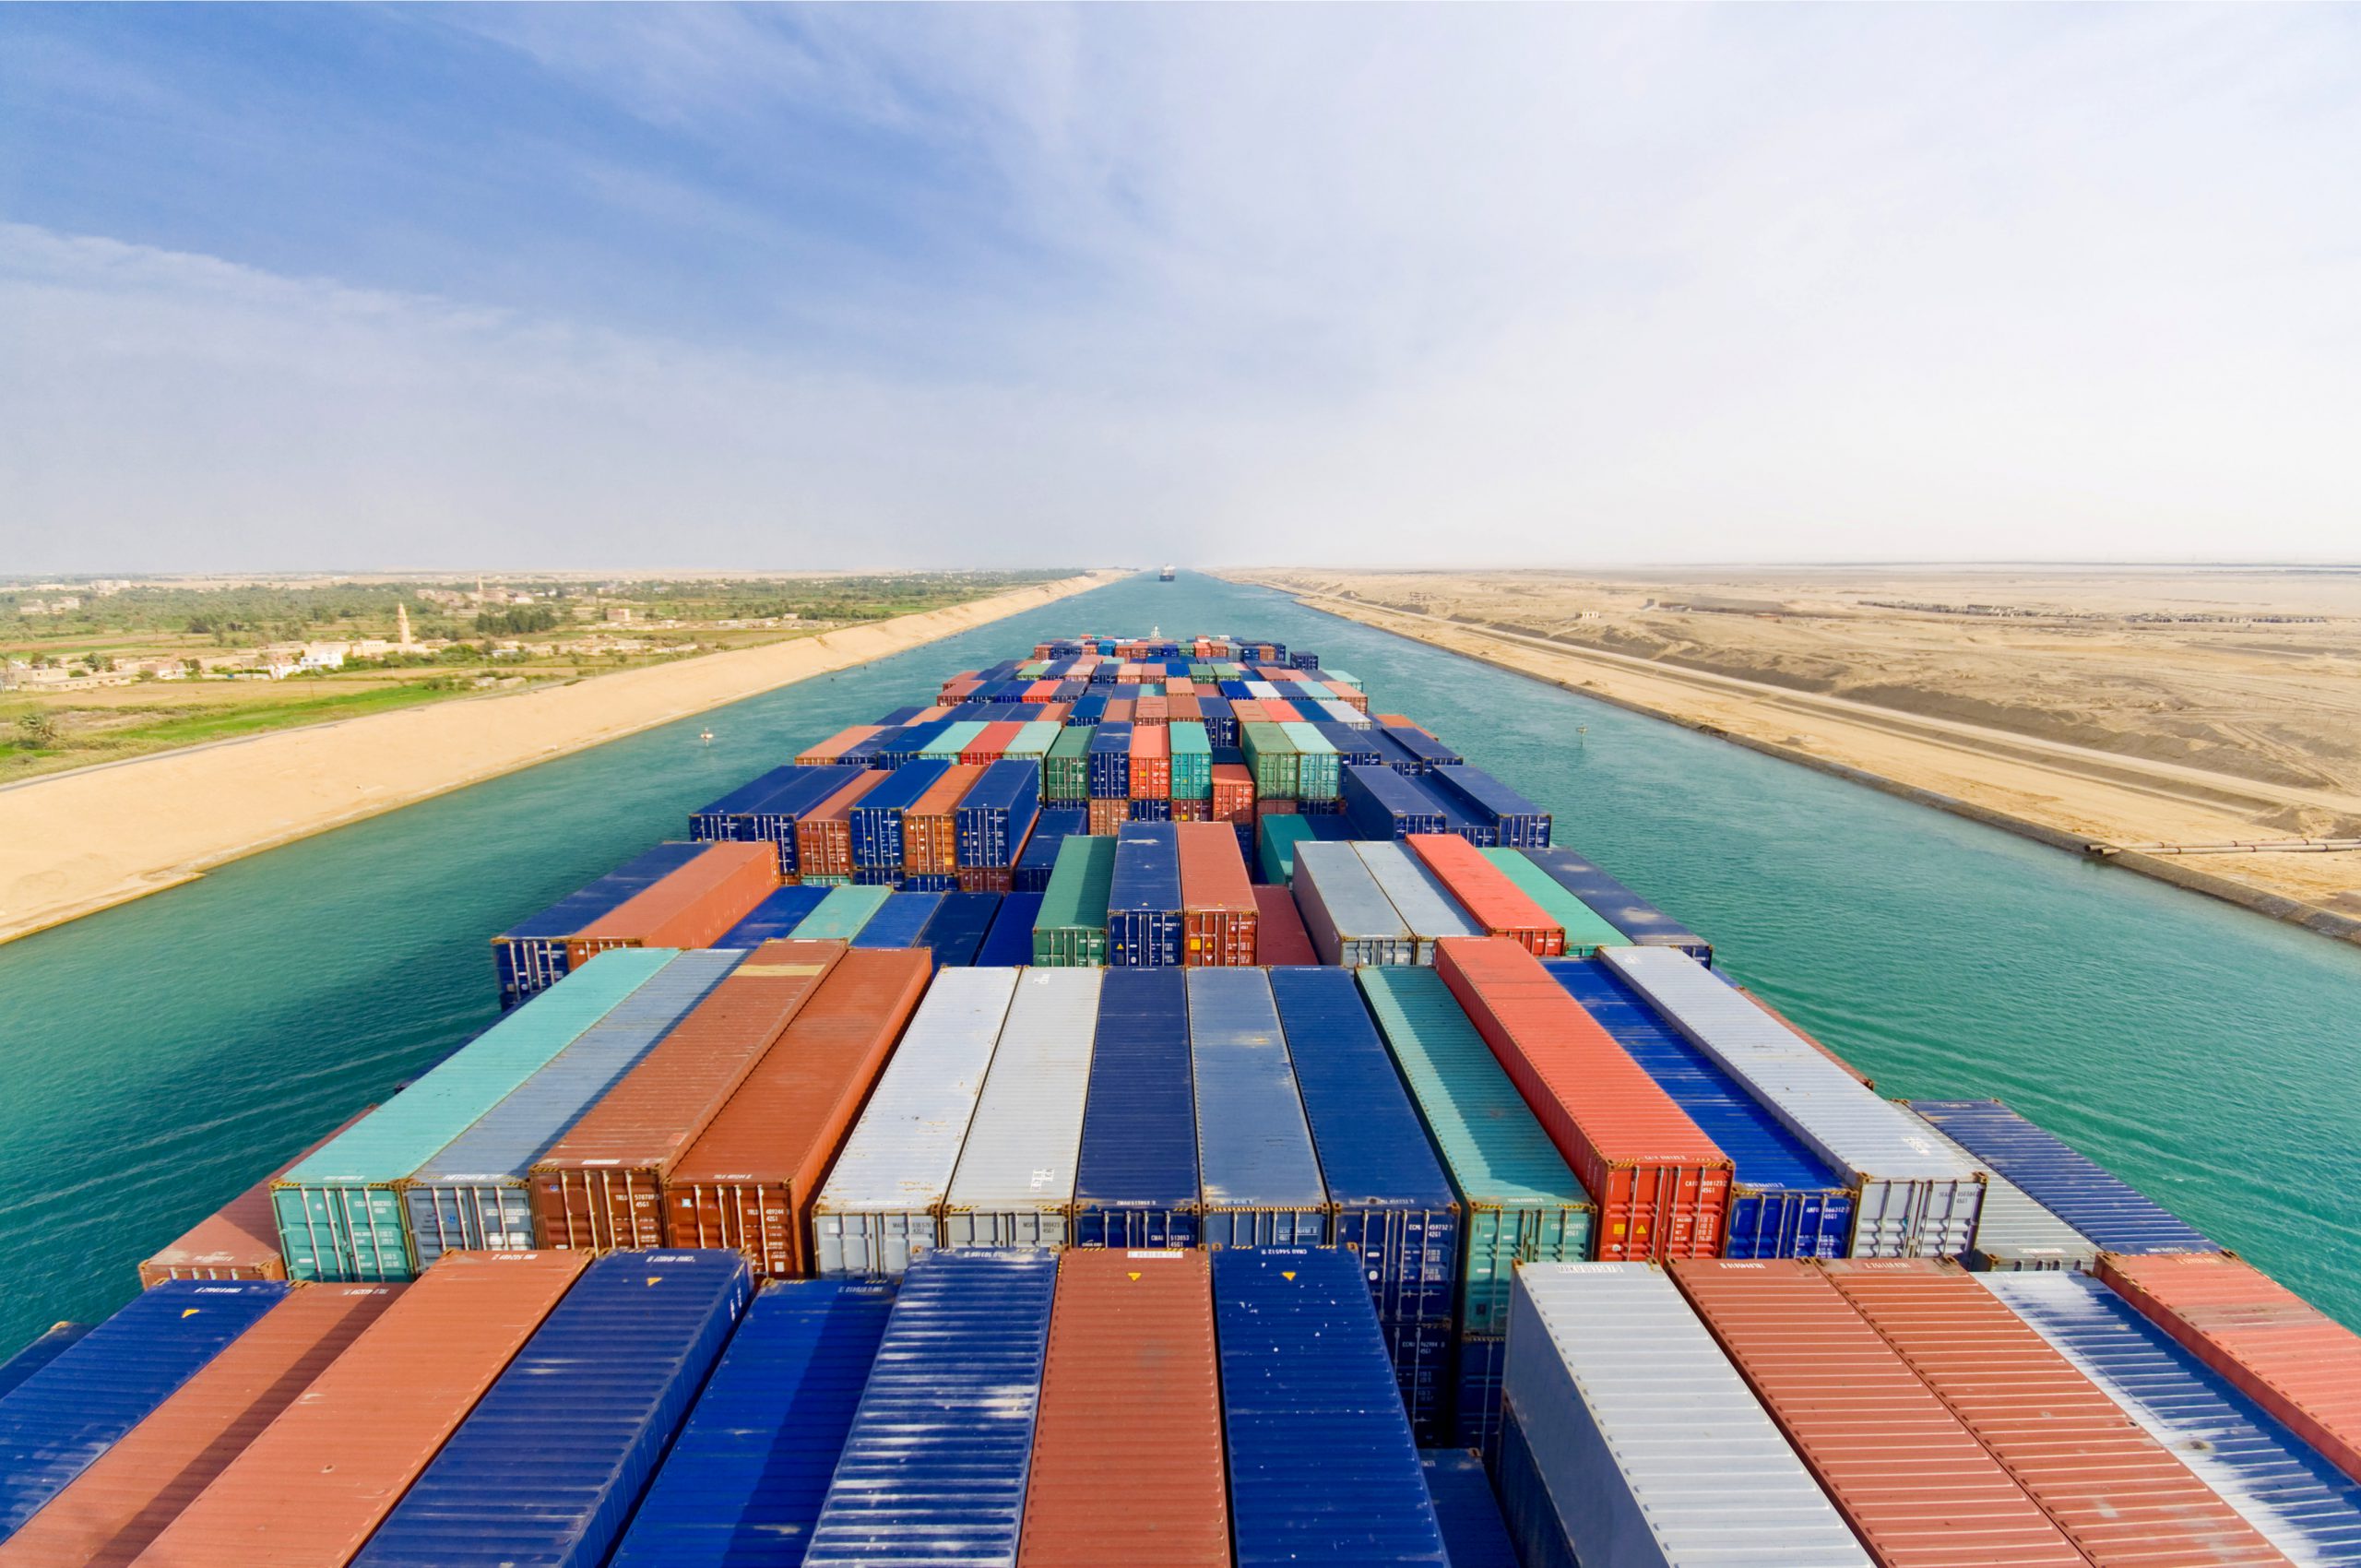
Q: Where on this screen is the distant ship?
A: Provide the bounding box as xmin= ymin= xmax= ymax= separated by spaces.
xmin=1159 ymin=564 xmax=1176 ymax=581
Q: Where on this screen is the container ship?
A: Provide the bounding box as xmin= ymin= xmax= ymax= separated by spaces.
xmin=1160 ymin=563 xmax=1176 ymax=580
xmin=6 ymin=629 xmax=2355 ymax=1568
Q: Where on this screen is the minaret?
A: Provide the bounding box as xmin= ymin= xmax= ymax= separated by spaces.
xmin=397 ymin=602 xmax=415 ymax=648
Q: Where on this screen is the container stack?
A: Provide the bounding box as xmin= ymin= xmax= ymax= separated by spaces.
xmin=15 ymin=625 xmax=2356 ymax=1567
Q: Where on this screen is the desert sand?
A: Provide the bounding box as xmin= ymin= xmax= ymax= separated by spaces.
xmin=0 ymin=571 xmax=1120 ymax=944
xmin=1243 ymin=567 xmax=2361 ymax=943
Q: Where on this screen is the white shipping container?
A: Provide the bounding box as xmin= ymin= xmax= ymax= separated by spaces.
xmin=1314 ymin=699 xmax=1370 ymax=729
xmin=1503 ymin=1264 xmax=1872 ymax=1568
xmin=1352 ymin=841 xmax=1477 ymax=963
xmin=942 ymin=967 xmax=1101 ymax=1248
xmin=1906 ymin=1108 xmax=2095 ymax=1273
xmin=1603 ymin=946 xmax=1986 ymax=1258
xmin=811 ymin=967 xmax=1019 ymax=1276
xmin=1292 ymin=840 xmax=1414 ymax=968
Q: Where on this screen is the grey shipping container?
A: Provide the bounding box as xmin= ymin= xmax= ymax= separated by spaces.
xmin=1501 ymin=1264 xmax=1871 ymax=1568
xmin=1189 ymin=968 xmax=1329 ymax=1247
xmin=812 ymin=968 xmax=1019 ymax=1275
xmin=1291 ymin=840 xmax=1415 ymax=967
xmin=1905 ymin=1106 xmax=2096 ymax=1273
xmin=1352 ymin=841 xmax=1477 ymax=963
xmin=943 ymin=968 xmax=1101 ymax=1248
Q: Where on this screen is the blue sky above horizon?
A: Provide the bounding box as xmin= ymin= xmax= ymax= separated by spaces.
xmin=3 ymin=5 xmax=2356 ymax=572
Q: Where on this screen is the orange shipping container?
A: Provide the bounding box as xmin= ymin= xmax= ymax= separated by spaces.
xmin=1230 ymin=701 xmax=1268 ymax=724
xmin=962 ymin=722 xmax=1023 ymax=766
xmin=1252 ymin=885 xmax=1318 ymax=965
xmin=797 ymin=771 xmax=890 ymax=880
xmin=1669 ymin=1260 xmax=2084 ymax=1568
xmin=1133 ymin=695 xmax=1169 ymax=727
xmin=2 ymin=1284 xmax=401 ymax=1568
xmin=1375 ymin=713 xmax=1427 ymax=732
xmin=127 ymin=1252 xmax=584 ymax=1568
xmin=1023 ymin=681 xmax=1059 ymax=703
xmin=1018 ymin=1250 xmax=1228 ymax=1568
xmin=1087 ymin=798 xmax=1130 ymax=836
xmin=1171 ymin=799 xmax=1212 ymax=823
xmin=958 ymin=866 xmax=1014 ymax=894
xmin=1104 ymin=698 xmax=1134 ymax=724
xmin=1407 ymin=834 xmax=1563 ymax=956
xmin=664 ymin=947 xmax=931 ymax=1277
xmin=903 ymin=764 xmax=984 ymax=875
xmin=1038 ymin=702 xmax=1071 ymax=722
xmin=1176 ymin=822 xmax=1256 ymax=968
xmin=1260 ymin=698 xmax=1304 ymax=723
xmin=1168 ymin=693 xmax=1203 ymax=723
xmin=1824 ymin=1259 xmax=2289 ymax=1566
xmin=1210 ymin=764 xmax=1255 ymax=825
xmin=2099 ymin=1252 xmax=2361 ymax=1489
xmin=1130 ymin=727 xmax=1171 ymax=800
xmin=138 ymin=1111 xmax=372 ymax=1287
xmin=796 ymin=725 xmax=882 ymax=766
xmin=531 ymin=941 xmax=845 ymax=1251
xmin=1166 ymin=679 xmax=1199 ymax=697
xmin=565 ymin=842 xmax=777 ymax=967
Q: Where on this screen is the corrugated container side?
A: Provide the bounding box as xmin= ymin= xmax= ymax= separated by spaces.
xmin=1436 ymin=937 xmax=1730 ymax=1262
xmin=1014 ymin=806 xmax=1086 ymax=892
xmin=2098 ymin=1252 xmax=2361 ymax=1490
xmin=1169 ymin=720 xmax=1213 ymax=801
xmin=1824 ymin=1258 xmax=2287 ymax=1566
xmin=1279 ymin=721 xmax=1340 ymax=800
xmin=1344 ymin=764 xmax=1448 ymax=841
xmin=796 ymin=726 xmax=883 ymax=766
xmin=794 ymin=770 xmax=890 ymax=880
xmin=1668 ymin=1259 xmax=2085 ymax=1568
xmin=349 ymin=1251 xmax=752 ymax=1568
xmin=0 ymin=1281 xmax=289 ymax=1541
xmin=1353 ymin=840 xmax=1477 ymax=963
xmin=849 ymin=890 xmax=943 ymax=949
xmin=976 ymin=891 xmax=1046 ymax=965
xmin=1902 ymin=1107 xmax=2097 ymax=1272
xmin=608 ymin=1278 xmax=895 ymax=1568
xmin=691 ymin=764 xmax=805 ymax=840
xmin=737 ymin=766 xmax=869 ymax=874
xmin=1107 ymin=823 xmax=1184 ymax=968
xmin=1910 ymin=1099 xmax=2219 ymax=1256
xmin=1086 ymin=721 xmax=1133 ymax=799
xmin=125 ymin=1252 xmax=587 ymax=1568
xmin=1240 ymin=721 xmax=1299 ymax=799
xmin=1478 ymin=849 xmax=1625 ymax=954
xmin=1188 ymin=968 xmax=1328 ymax=1248
xmin=1503 ymin=1265 xmax=1870 ymax=1568
xmin=0 ymin=1324 xmax=88 ymax=1401
xmin=1419 ymin=1450 xmax=1519 ymax=1568
xmin=1291 ymin=840 xmax=1415 ymax=967
xmin=1176 ymin=820 xmax=1256 ymax=966
xmin=665 ymin=948 xmax=933 ymax=1277
xmin=900 ymin=764 xmax=983 ymax=874
xmin=1406 ymin=836 xmax=1562 ymax=955
xmin=144 ymin=1108 xmax=373 ymax=1286
xmin=804 ymin=1250 xmax=1058 ymax=1568
xmin=1074 ymin=968 xmax=1200 ymax=1248
xmin=1259 ymin=814 xmax=1316 ymax=884
xmin=1426 ymin=765 xmax=1551 ymax=849
xmin=1033 ymin=834 xmax=1115 ymax=966
xmin=1128 ymin=724 xmax=1171 ymax=798
xmin=917 ymin=889 xmax=998 ymax=968
xmin=1019 ymin=1250 xmax=1228 ymax=1567
xmin=847 ymin=758 xmax=951 ymax=869
xmin=955 ymin=759 xmax=1041 ymax=869
xmin=1252 ymin=884 xmax=1317 ymax=964
xmin=1520 ymin=846 xmax=1713 ymax=962
xmin=812 ymin=968 xmax=1016 ymax=1275
xmin=492 ymin=843 xmax=704 ymax=1004
xmin=942 ymin=969 xmax=1101 ymax=1249
xmin=1213 ymin=1250 xmax=1448 ymax=1568
xmin=566 ymin=842 xmax=778 ymax=966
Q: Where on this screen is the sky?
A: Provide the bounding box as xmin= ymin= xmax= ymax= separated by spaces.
xmin=2 ymin=5 xmax=2356 ymax=573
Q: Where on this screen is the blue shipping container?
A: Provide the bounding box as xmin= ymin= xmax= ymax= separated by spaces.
xmin=1421 ymin=1450 xmax=1520 ymax=1568
xmin=352 ymin=1250 xmax=750 ymax=1568
xmin=1453 ymin=1333 xmax=1506 ymax=1453
xmin=1127 ymin=798 xmax=1173 ymax=823
xmin=716 ymin=885 xmax=831 ymax=947
xmin=1381 ymin=725 xmax=1461 ymax=772
xmin=1398 ymin=771 xmax=1494 ymax=846
xmin=900 ymin=873 xmax=961 ymax=894
xmin=739 ymin=766 xmax=867 ymax=875
xmin=1074 ymin=968 xmax=1200 ymax=1248
xmin=1548 ymin=956 xmax=1852 ymax=1258
xmin=1066 ymin=695 xmax=1108 ymax=725
xmin=1086 ymin=722 xmax=1133 ymax=800
xmin=1910 ymin=1099 xmax=2222 ymax=1255
xmin=1368 ymin=730 xmax=1429 ymax=775
xmin=803 ymin=1250 xmax=1055 ymax=1567
xmin=974 ymin=891 xmax=1045 ymax=966
xmin=1521 ymin=847 xmax=1713 ymax=963
xmin=492 ymin=842 xmax=704 ymax=1004
xmin=1343 ymin=764 xmax=1448 ymax=840
xmin=1312 ymin=722 xmax=1383 ymax=766
xmin=1214 ymin=1250 xmax=1449 ymax=1568
xmin=1199 ymin=695 xmax=1237 ymax=748
xmin=0 ymin=1280 xmax=286 ymax=1538
xmin=955 ymin=760 xmax=1041 ymax=868
xmin=691 ymin=764 xmax=806 ymax=840
xmin=848 ymin=759 xmax=950 ymax=869
xmin=919 ymin=891 xmax=999 ymax=969
xmin=874 ymin=705 xmax=926 ymax=726
xmin=0 ymin=1324 xmax=87 ymax=1402
xmin=1014 ymin=807 xmax=1086 ymax=893
xmin=1107 ymin=823 xmax=1183 ymax=968
xmin=852 ymin=891 xmax=944 ymax=950
xmin=1189 ymin=968 xmax=1329 ymax=1247
xmin=876 ymin=721 xmax=952 ymax=769
xmin=1424 ymin=766 xmax=1550 ymax=849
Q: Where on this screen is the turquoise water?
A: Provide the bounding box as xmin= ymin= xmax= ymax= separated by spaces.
xmin=3 ymin=573 xmax=2358 ymax=1349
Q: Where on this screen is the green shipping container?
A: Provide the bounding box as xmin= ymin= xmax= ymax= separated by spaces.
xmin=1240 ymin=721 xmax=1299 ymax=799
xmin=273 ymin=948 xmax=676 ymax=1282
xmin=1257 ymin=814 xmax=1316 ymax=885
xmin=1477 ymin=849 xmax=1629 ymax=956
xmin=1169 ymin=721 xmax=1213 ymax=802
xmin=791 ymin=884 xmax=892 ymax=940
xmin=1358 ymin=967 xmax=1595 ymax=1334
xmin=921 ymin=720 xmax=990 ymax=761
xmin=1004 ymin=719 xmax=1062 ymax=761
xmin=1034 ymin=835 xmax=1115 ymax=966
xmin=1279 ymin=721 xmax=1340 ymax=802
xmin=1046 ymin=725 xmax=1094 ymax=802
xmin=1019 ymin=659 xmax=1051 ymax=678
xmin=1188 ymin=662 xmax=1218 ymax=682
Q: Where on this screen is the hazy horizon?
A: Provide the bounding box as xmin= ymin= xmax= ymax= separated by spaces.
xmin=6 ymin=6 xmax=2358 ymax=574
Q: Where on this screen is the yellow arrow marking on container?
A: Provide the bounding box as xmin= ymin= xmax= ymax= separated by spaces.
xmin=1128 ymin=1272 xmax=1142 ymax=1281
xmin=1281 ymin=1272 xmax=1296 ymax=1281
xmin=647 ymin=1277 xmax=663 ymax=1287
xmin=181 ymin=1309 xmax=200 ymax=1317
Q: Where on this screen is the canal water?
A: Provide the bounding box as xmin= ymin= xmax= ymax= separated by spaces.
xmin=3 ymin=572 xmax=2356 ymax=1349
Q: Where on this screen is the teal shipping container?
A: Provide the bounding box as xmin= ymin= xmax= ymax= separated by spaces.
xmin=1169 ymin=721 xmax=1213 ymax=802
xmin=1259 ymin=815 xmax=1316 ymax=885
xmin=273 ymin=948 xmax=675 ymax=1281
xmin=791 ymin=884 xmax=893 ymax=941
xmin=1281 ymin=721 xmax=1341 ymax=801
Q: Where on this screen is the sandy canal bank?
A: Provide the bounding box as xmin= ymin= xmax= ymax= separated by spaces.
xmin=1244 ymin=577 xmax=2361 ymax=948
xmin=0 ymin=570 xmax=1120 ymax=944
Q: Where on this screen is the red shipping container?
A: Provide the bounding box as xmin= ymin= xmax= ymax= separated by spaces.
xmin=1176 ymin=822 xmax=1256 ymax=968
xmin=1255 ymin=797 xmax=1299 ymax=818
xmin=531 ymin=940 xmax=845 ymax=1251
xmin=1134 ymin=695 xmax=1169 ymax=727
xmin=1088 ymin=798 xmax=1130 ymax=836
xmin=1170 ymin=799 xmax=1212 ymax=823
xmin=4 ymin=1283 xmax=402 ymax=1567
xmin=1038 ymin=702 xmax=1071 ymax=722
xmin=903 ymin=764 xmax=984 ymax=874
xmin=962 ymin=721 xmax=1024 ymax=766
xmin=1435 ymin=936 xmax=1729 ymax=1260
xmin=130 ymin=1252 xmax=585 ymax=1568
xmin=1259 ymin=698 xmax=1303 ymax=723
xmin=1826 ymin=1260 xmax=2288 ymax=1566
xmin=796 ymin=725 xmax=882 ymax=766
xmin=1671 ymin=1260 xmax=2084 ymax=1568
xmin=665 ymin=948 xmax=931 ymax=1277
xmin=1019 ymin=1250 xmax=1228 ymax=1568
xmin=1024 ymin=681 xmax=1060 ymax=703
xmin=796 ymin=771 xmax=889 ymax=880
xmin=1407 ymin=834 xmax=1563 ymax=956
xmin=1167 ymin=679 xmax=1199 ymax=697
xmin=1105 ymin=698 xmax=1135 ymax=724
xmin=566 ymin=842 xmax=778 ymax=967
xmin=1130 ymin=727 xmax=1172 ymax=800
xmin=1210 ymin=765 xmax=1255 ymax=825
xmin=2100 ymin=1253 xmax=2361 ymax=1489
xmin=139 ymin=1110 xmax=373 ymax=1287
xmin=1168 ymin=693 xmax=1203 ymax=723
xmin=957 ymin=866 xmax=1014 ymax=894
xmin=1230 ymin=700 xmax=1268 ymax=724
xmin=1252 ymin=885 xmax=1318 ymax=964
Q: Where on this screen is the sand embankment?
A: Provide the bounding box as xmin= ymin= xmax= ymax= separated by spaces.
xmin=0 ymin=570 xmax=1120 ymax=944
xmin=1248 ymin=580 xmax=2361 ymax=948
